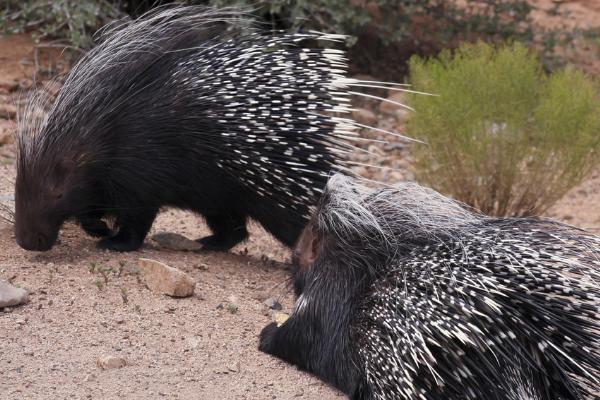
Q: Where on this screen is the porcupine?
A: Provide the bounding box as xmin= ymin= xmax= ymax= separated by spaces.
xmin=13 ymin=6 xmax=406 ymax=252
xmin=259 ymin=174 xmax=600 ymax=400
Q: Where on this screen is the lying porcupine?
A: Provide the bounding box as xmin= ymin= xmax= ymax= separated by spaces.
xmin=14 ymin=6 xmax=405 ymax=252
xmin=259 ymin=174 xmax=600 ymax=400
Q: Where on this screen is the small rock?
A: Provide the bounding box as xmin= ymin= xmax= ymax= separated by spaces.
xmin=0 ymin=119 xmax=15 ymax=146
xmin=263 ymin=297 xmax=282 ymax=311
xmin=185 ymin=338 xmax=200 ymax=351
xmin=83 ymin=373 xmax=96 ymax=382
xmin=351 ymin=108 xmax=377 ymax=126
xmin=0 ymin=78 xmax=19 ymax=93
xmin=19 ymin=79 xmax=33 ymax=91
xmin=393 ymin=108 xmax=410 ymax=122
xmin=272 ymin=312 xmax=289 ymax=327
xmin=194 ymin=263 xmax=209 ymax=271
xmin=0 ymin=280 xmax=28 ymax=308
xmin=151 ymin=232 xmax=203 ymax=251
xmin=379 ymin=91 xmax=409 ymax=115
xmin=227 ymin=362 xmax=240 ymax=372
xmin=0 ymin=104 xmax=17 ymax=120
xmin=138 ymin=258 xmax=196 ymax=297
xmin=96 ymin=355 xmax=127 ymax=370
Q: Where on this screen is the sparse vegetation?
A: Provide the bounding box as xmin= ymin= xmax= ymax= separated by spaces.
xmin=0 ymin=0 xmax=581 ymax=75
xmin=407 ymin=42 xmax=600 ymax=216
xmin=1 ymin=0 xmax=123 ymax=48
xmin=227 ymin=303 xmax=238 ymax=314
xmin=94 ymin=280 xmax=104 ymax=290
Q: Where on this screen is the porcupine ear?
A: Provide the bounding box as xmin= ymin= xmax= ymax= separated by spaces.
xmin=293 ymin=224 xmax=320 ymax=271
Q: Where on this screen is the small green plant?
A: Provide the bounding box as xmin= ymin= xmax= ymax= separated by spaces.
xmin=89 ymin=261 xmax=112 ymax=284
xmin=120 ymin=287 xmax=128 ymax=304
xmin=407 ymin=42 xmax=600 ymax=216
xmin=227 ymin=303 xmax=238 ymax=314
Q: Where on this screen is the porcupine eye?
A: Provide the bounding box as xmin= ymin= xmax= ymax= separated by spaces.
xmin=50 ymin=159 xmax=75 ymax=201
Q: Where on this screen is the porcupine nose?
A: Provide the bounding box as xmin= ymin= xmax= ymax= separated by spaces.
xmin=16 ymin=232 xmax=52 ymax=251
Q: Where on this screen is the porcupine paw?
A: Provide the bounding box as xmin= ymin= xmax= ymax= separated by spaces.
xmin=258 ymin=322 xmax=279 ymax=354
xmin=80 ymin=218 xmax=113 ymax=238
xmin=196 ymin=231 xmax=247 ymax=251
xmin=97 ymin=232 xmax=144 ymax=252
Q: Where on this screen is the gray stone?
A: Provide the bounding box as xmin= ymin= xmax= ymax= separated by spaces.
xmin=263 ymin=297 xmax=282 ymax=311
xmin=151 ymin=232 xmax=203 ymax=251
xmin=0 ymin=280 xmax=28 ymax=308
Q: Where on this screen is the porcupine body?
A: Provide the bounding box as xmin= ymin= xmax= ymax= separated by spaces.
xmin=259 ymin=174 xmax=600 ymax=400
xmin=13 ymin=6 xmax=366 ymax=252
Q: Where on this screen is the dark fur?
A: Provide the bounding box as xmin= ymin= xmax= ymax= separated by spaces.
xmin=14 ymin=7 xmax=342 ymax=252
xmin=259 ymin=177 xmax=600 ymax=400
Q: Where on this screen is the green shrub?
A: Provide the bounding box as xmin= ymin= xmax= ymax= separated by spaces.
xmin=407 ymin=42 xmax=600 ymax=216
xmin=0 ymin=0 xmax=123 ymax=48
xmin=205 ymin=0 xmax=576 ymax=75
xmin=1 ymin=1 xmax=578 ymax=75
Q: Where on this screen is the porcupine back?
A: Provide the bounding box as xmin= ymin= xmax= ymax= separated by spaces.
xmin=316 ymin=175 xmax=600 ymax=399
xmin=13 ymin=6 xmax=409 ymax=252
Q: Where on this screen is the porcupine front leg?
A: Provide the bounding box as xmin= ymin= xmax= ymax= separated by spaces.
xmin=79 ymin=209 xmax=113 ymax=238
xmin=97 ymin=208 xmax=158 ymax=252
xmin=259 ymin=305 xmax=365 ymax=399
xmin=259 ymin=317 xmax=312 ymax=374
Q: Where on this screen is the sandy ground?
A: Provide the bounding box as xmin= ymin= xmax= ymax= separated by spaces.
xmin=1 ymin=3 xmax=600 ymax=399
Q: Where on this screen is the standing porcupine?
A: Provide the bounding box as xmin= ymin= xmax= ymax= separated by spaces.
xmin=259 ymin=174 xmax=600 ymax=400
xmin=14 ymin=6 xmax=401 ymax=252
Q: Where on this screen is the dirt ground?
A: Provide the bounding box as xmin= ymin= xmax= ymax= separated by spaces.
xmin=1 ymin=3 xmax=600 ymax=399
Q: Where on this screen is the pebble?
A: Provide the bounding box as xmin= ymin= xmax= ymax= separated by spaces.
xmin=263 ymin=297 xmax=282 ymax=311
xmin=272 ymin=312 xmax=289 ymax=327
xmin=0 ymin=78 xmax=18 ymax=93
xmin=0 ymin=280 xmax=28 ymax=308
xmin=351 ymin=108 xmax=377 ymax=126
xmin=138 ymin=258 xmax=196 ymax=297
xmin=151 ymin=232 xmax=203 ymax=251
xmin=0 ymin=104 xmax=17 ymax=120
xmin=379 ymin=91 xmax=409 ymax=115
xmin=96 ymin=355 xmax=127 ymax=370
xmin=0 ymin=119 xmax=15 ymax=146
xmin=83 ymin=373 xmax=96 ymax=382
xmin=227 ymin=361 xmax=240 ymax=372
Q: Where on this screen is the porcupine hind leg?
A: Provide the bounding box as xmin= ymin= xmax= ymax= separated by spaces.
xmin=97 ymin=208 xmax=158 ymax=252
xmin=197 ymin=212 xmax=248 ymax=251
xmin=251 ymin=203 xmax=307 ymax=248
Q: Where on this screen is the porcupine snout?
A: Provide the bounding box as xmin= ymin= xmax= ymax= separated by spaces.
xmin=14 ymin=217 xmax=58 ymax=251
